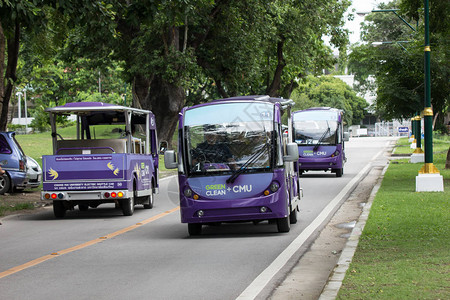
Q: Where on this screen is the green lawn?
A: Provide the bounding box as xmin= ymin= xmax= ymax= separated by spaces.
xmin=337 ymin=137 xmax=450 ymax=299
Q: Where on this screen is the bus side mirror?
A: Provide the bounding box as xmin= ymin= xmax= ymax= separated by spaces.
xmin=343 ymin=132 xmax=350 ymax=141
xmin=164 ymin=150 xmax=178 ymax=169
xmin=283 ymin=143 xmax=299 ymax=162
xmin=159 ymin=141 xmax=168 ymax=154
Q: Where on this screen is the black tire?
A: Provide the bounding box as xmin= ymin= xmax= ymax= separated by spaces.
xmin=188 ymin=223 xmax=202 ymax=236
xmin=335 ymin=168 xmax=343 ymax=177
xmin=143 ymin=192 xmax=154 ymax=209
xmin=53 ymin=200 xmax=66 ymax=218
xmin=78 ymin=204 xmax=89 ymax=211
xmin=289 ymin=206 xmax=298 ymax=224
xmin=121 ymin=197 xmax=135 ymax=216
xmin=0 ymin=174 xmax=11 ymax=194
xmin=277 ymin=216 xmax=290 ymax=233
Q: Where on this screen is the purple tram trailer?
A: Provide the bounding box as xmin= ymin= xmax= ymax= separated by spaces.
xmin=41 ymin=102 xmax=159 ymax=218
xmin=164 ymin=95 xmax=300 ymax=235
xmin=292 ymin=107 xmax=347 ymax=177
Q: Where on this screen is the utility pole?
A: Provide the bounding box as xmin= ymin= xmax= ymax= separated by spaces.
xmin=416 ymin=0 xmax=443 ymax=191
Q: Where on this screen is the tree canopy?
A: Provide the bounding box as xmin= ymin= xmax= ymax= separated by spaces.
xmin=1 ymin=0 xmax=353 ymax=142
xmin=291 ymin=75 xmax=368 ymax=126
xmin=348 ymin=0 xmax=449 ymax=129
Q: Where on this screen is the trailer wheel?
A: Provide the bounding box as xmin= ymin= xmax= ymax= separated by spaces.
xmin=121 ymin=197 xmax=134 ymax=216
xmin=143 ymin=192 xmax=154 ymax=209
xmin=0 ymin=174 xmax=11 ymax=194
xmin=277 ymin=216 xmax=290 ymax=233
xmin=289 ymin=206 xmax=298 ymax=224
xmin=53 ymin=201 xmax=66 ymax=218
xmin=188 ymin=223 xmax=202 ymax=236
xmin=335 ymin=168 xmax=343 ymax=177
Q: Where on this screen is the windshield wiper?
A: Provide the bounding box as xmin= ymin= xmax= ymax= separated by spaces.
xmin=226 ymin=143 xmax=268 ymax=184
xmin=314 ymin=121 xmax=330 ymax=151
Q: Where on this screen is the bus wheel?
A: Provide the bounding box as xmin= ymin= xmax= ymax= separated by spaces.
xmin=78 ymin=204 xmax=89 ymax=211
xmin=335 ymin=168 xmax=343 ymax=177
xmin=289 ymin=206 xmax=298 ymax=224
xmin=143 ymin=192 xmax=154 ymax=209
xmin=121 ymin=197 xmax=134 ymax=216
xmin=53 ymin=201 xmax=66 ymax=218
xmin=277 ymin=216 xmax=290 ymax=233
xmin=188 ymin=223 xmax=202 ymax=236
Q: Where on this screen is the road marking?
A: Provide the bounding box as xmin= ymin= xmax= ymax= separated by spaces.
xmin=0 ymin=206 xmax=179 ymax=279
xmin=236 ymin=164 xmax=372 ymax=299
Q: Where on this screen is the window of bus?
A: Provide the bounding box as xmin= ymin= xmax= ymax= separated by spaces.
xmin=183 ymin=102 xmax=275 ymax=175
xmin=293 ymin=111 xmax=338 ymax=146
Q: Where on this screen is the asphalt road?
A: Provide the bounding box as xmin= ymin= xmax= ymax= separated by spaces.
xmin=0 ymin=137 xmax=395 ymax=300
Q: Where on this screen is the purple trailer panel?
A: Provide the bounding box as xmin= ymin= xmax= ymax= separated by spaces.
xmin=43 ymin=153 xmax=154 ymax=191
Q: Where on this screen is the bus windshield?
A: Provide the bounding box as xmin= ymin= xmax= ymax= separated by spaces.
xmin=184 ymin=102 xmax=274 ymax=175
xmin=293 ymin=111 xmax=338 ymax=146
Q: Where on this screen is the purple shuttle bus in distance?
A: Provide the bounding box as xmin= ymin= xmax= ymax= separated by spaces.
xmin=164 ymin=95 xmax=300 ymax=235
xmin=41 ymin=102 xmax=159 ymax=218
xmin=292 ymin=107 xmax=348 ymax=177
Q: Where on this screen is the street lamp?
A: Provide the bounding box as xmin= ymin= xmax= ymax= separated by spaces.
xmin=23 ymin=88 xmax=28 ymax=134
xmin=371 ymin=41 xmax=410 ymax=51
xmin=416 ymin=0 xmax=443 ymax=191
xmin=359 ymin=3 xmax=443 ymax=191
xmin=15 ymin=91 xmax=23 ymax=126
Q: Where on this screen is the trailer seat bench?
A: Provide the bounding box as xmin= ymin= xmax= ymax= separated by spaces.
xmin=56 ymin=139 xmax=127 ymax=155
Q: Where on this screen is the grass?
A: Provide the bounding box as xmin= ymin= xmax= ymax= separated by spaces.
xmin=337 ymin=137 xmax=450 ymax=300
xmin=394 ymin=134 xmax=450 ymax=155
xmin=0 ymin=202 xmax=36 ymax=216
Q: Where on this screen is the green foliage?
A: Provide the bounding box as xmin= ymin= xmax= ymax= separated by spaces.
xmin=4 ymin=0 xmax=353 ymax=141
xmin=348 ymin=0 xmax=449 ymax=125
xmin=291 ymin=75 xmax=369 ymax=125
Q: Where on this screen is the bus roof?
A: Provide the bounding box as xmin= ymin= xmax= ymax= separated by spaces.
xmin=212 ymin=95 xmax=295 ymax=109
xmin=295 ymin=107 xmax=342 ymax=113
xmin=46 ymin=102 xmax=153 ymax=116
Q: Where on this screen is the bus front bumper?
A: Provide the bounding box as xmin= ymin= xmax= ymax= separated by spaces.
xmin=179 ymin=193 xmax=288 ymax=224
xmin=298 ymin=156 xmax=342 ymax=171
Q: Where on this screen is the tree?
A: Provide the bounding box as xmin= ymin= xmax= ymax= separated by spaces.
xmin=291 ymin=75 xmax=368 ymax=126
xmin=0 ymin=1 xmax=43 ymax=131
xmin=60 ymin=0 xmax=351 ymax=146
xmin=348 ymin=0 xmax=449 ymax=125
xmin=0 ymin=1 xmax=117 ymax=131
xmin=2 ymin=1 xmax=351 ymax=144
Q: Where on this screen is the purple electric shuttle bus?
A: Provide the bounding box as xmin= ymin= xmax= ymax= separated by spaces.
xmin=164 ymin=95 xmax=300 ymax=235
xmin=292 ymin=107 xmax=347 ymax=177
xmin=41 ymin=102 xmax=159 ymax=218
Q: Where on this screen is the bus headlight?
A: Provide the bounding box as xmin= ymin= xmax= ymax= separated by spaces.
xmin=331 ymin=150 xmax=340 ymax=157
xmin=184 ymin=188 xmax=193 ymax=197
xmin=270 ymin=182 xmax=280 ymax=192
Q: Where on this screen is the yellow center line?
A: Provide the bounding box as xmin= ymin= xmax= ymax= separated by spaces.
xmin=0 ymin=206 xmax=180 ymax=279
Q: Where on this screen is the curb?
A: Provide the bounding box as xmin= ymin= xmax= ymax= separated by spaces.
xmin=318 ymin=163 xmax=390 ymax=300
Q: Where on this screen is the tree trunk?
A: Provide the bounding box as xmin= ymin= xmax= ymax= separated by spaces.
xmin=150 ymin=76 xmax=185 ymax=149
xmin=0 ymin=21 xmax=7 ymax=129
xmin=0 ymin=21 xmax=20 ymax=131
xmin=445 ymin=147 xmax=450 ymax=169
xmin=266 ymin=39 xmax=286 ymax=97
xmin=132 ymin=74 xmax=152 ymax=110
